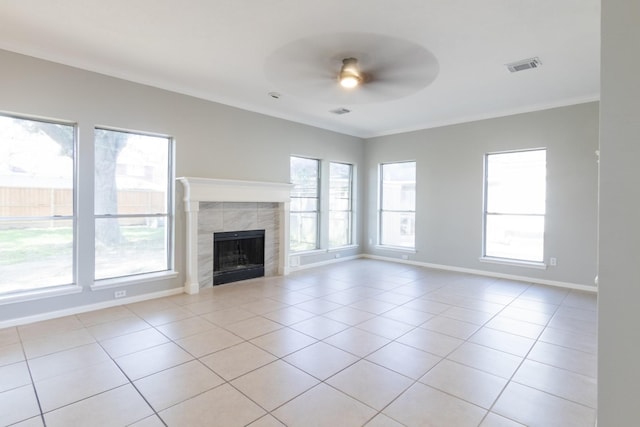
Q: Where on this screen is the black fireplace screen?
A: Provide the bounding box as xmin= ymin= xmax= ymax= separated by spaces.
xmin=213 ymin=229 xmax=265 ymax=285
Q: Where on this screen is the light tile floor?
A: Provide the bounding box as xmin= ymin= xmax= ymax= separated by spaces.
xmin=0 ymin=259 xmax=597 ymax=426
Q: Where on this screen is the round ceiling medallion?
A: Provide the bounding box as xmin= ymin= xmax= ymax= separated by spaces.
xmin=264 ymin=32 xmax=439 ymax=105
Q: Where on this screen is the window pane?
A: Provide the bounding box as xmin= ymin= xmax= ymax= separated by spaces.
xmin=486 ymin=150 xmax=546 ymax=215
xmin=289 ymin=212 xmax=318 ymax=252
xmin=329 ymin=162 xmax=351 ymax=210
xmin=381 ymin=162 xmax=416 ymax=211
xmin=484 ymin=149 xmax=546 ymax=263
xmin=290 ymin=156 xmax=319 ymax=199
xmin=94 ymin=128 xmax=171 ymax=281
xmin=95 ymin=129 xmax=168 ymax=216
xmin=382 ymin=181 xmax=416 ymax=211
xmin=0 ymin=219 xmax=73 ymax=293
xmin=0 ymin=116 xmax=74 ymax=217
xmin=329 ymin=162 xmax=352 ymax=247
xmin=381 ymin=212 xmax=415 ymax=248
xmin=329 ymin=211 xmax=351 ymax=248
xmin=330 ymin=198 xmax=350 ymax=212
xmin=290 ymin=156 xmax=319 ymax=252
xmin=95 ymin=217 xmax=168 ymax=280
xmin=485 ymin=214 xmax=544 ymax=262
xmin=0 ymin=115 xmax=75 ymax=295
xmin=290 ymin=197 xmax=318 ymax=212
xmin=380 ymin=162 xmax=416 ymax=248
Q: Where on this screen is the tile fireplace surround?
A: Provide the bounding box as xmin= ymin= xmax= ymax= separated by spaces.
xmin=178 ymin=177 xmax=293 ymax=295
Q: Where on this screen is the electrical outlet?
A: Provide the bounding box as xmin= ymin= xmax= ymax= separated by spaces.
xmin=401 ymin=254 xmax=409 ymax=260
xmin=368 ymin=238 xmax=373 ymax=245
xmin=114 ymin=290 xmax=127 ymax=298
xmin=549 ymin=257 xmax=557 ymax=266
xmin=335 ymin=253 xmax=341 ymax=259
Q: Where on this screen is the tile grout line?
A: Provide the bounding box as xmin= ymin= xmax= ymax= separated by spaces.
xmin=478 ymin=286 xmax=574 ymax=426
xmin=371 ymin=280 xmax=528 ymax=427
xmin=18 ymin=331 xmax=48 ymax=427
xmin=3 ymin=261 xmax=597 ymax=426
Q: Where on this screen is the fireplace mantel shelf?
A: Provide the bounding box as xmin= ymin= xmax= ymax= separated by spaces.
xmin=178 ymin=177 xmax=292 ymax=207
xmin=177 ymin=177 xmax=291 ymax=294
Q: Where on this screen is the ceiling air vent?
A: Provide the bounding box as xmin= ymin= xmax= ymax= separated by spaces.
xmin=506 ymin=57 xmax=542 ymax=73
xmin=330 ymin=108 xmax=351 ymax=115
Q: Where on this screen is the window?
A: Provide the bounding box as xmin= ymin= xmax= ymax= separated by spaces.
xmin=94 ymin=128 xmax=173 ymax=281
xmin=329 ymin=162 xmax=353 ymax=248
xmin=0 ymin=115 xmax=75 ymax=294
xmin=484 ymin=149 xmax=546 ymax=263
xmin=379 ymin=161 xmax=416 ymax=248
xmin=290 ymin=156 xmax=320 ymax=252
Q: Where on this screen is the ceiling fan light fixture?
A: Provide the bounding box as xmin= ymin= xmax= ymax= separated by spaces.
xmin=339 ymin=57 xmax=362 ymax=89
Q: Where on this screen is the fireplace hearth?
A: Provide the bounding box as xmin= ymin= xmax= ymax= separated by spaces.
xmin=213 ymin=229 xmax=265 ymax=285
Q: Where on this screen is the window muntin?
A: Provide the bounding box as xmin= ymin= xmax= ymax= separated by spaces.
xmin=0 ymin=115 xmax=75 ymax=294
xmin=329 ymin=162 xmax=353 ymax=248
xmin=94 ymin=128 xmax=172 ymax=281
xmin=379 ymin=161 xmax=416 ymax=248
xmin=290 ymin=156 xmax=320 ymax=252
xmin=484 ymin=149 xmax=546 ymax=262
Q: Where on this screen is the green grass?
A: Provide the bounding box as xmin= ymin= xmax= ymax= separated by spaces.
xmin=0 ymin=226 xmax=165 ymax=265
xmin=120 ymin=226 xmax=165 ymax=243
xmin=0 ymin=227 xmax=72 ymax=265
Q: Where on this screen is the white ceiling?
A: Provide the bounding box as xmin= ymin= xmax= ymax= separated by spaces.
xmin=0 ymin=0 xmax=600 ymax=138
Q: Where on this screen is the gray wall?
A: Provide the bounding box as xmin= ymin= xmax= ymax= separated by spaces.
xmin=598 ymin=0 xmax=640 ymax=423
xmin=0 ymin=49 xmax=364 ymax=322
xmin=365 ymin=103 xmax=599 ymax=287
xmin=0 ymin=48 xmax=601 ymax=325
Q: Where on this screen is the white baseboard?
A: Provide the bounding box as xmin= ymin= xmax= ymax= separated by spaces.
xmin=362 ymin=254 xmax=597 ymax=293
xmin=0 ymin=287 xmax=184 ymax=329
xmin=2 ymin=254 xmax=596 ymax=328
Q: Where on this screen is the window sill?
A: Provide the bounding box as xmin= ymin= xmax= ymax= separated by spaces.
xmin=92 ymin=270 xmax=179 ymax=290
xmin=375 ymin=245 xmax=417 ymax=254
xmin=0 ymin=284 xmax=83 ymax=306
xmin=289 ymin=249 xmax=325 ymax=256
xmin=327 ymin=245 xmax=359 ymax=252
xmin=479 ymin=256 xmax=547 ymax=270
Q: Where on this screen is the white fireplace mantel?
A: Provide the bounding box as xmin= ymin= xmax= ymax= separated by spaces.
xmin=178 ymin=177 xmax=292 ymax=294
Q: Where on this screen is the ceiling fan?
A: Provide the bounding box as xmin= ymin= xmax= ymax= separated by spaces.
xmin=338 ymin=57 xmax=364 ymax=89
xmin=264 ymin=32 xmax=440 ymax=105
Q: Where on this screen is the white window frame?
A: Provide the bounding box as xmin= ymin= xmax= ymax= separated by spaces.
xmin=378 ymin=161 xmax=416 ymax=250
xmin=328 ymin=161 xmax=354 ymax=248
xmin=0 ymin=113 xmax=80 ymax=303
xmin=93 ymin=127 xmax=174 ymax=283
xmin=289 ymin=156 xmax=321 ymax=253
xmin=482 ymin=148 xmax=546 ymax=267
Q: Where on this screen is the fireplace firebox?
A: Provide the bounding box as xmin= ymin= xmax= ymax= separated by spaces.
xmin=213 ymin=229 xmax=265 ymax=285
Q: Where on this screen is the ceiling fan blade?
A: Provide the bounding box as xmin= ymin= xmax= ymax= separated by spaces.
xmin=264 ymin=32 xmax=439 ymax=104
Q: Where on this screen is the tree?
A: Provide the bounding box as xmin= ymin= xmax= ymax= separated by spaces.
xmin=94 ymin=129 xmax=128 ymax=245
xmin=25 ymin=122 xmax=128 ymax=245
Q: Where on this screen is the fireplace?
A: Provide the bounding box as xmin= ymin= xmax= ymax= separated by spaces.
xmin=213 ymin=229 xmax=265 ymax=285
xmin=178 ymin=177 xmax=292 ymax=294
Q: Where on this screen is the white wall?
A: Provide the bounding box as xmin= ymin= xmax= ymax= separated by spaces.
xmin=0 ymin=49 xmax=364 ymax=322
xmin=365 ymin=103 xmax=599 ymax=288
xmin=598 ymin=0 xmax=640 ymax=423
